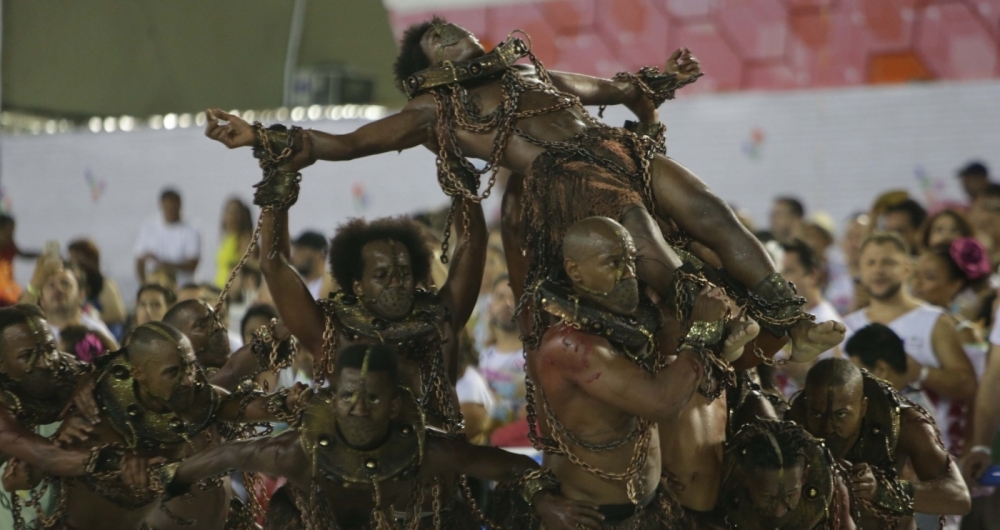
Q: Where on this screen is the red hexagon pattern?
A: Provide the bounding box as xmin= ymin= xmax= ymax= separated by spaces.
xmin=388 ymin=0 xmax=1000 ymax=93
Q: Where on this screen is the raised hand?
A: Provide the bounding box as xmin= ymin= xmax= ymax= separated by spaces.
xmin=61 ymin=371 xmax=100 ymax=424
xmin=665 ymin=48 xmax=702 ymax=81
xmin=533 ymin=491 xmax=604 ymax=530
xmin=55 ymin=416 xmax=95 ymax=447
xmin=849 ymin=462 xmax=878 ymax=500
xmin=204 ymin=108 xmax=255 ymax=149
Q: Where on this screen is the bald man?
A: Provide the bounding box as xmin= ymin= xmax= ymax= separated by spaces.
xmin=519 ymin=217 xmax=757 ymax=528
xmin=32 ymin=322 xmax=304 ymax=530
xmin=162 ymin=300 xmax=232 ymax=372
xmin=788 ymin=358 xmax=970 ymax=529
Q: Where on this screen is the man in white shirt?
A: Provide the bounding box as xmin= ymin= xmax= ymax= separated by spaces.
xmin=775 ymin=239 xmax=846 ymax=397
xmin=38 ymin=266 xmax=117 ymax=349
xmin=289 ymin=230 xmax=327 ymax=300
xmin=843 ymin=232 xmax=976 ymax=454
xmin=134 ymin=188 xmax=201 ymax=287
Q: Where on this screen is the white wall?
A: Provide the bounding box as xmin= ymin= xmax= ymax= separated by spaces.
xmin=3 ymin=79 xmax=998 ymax=306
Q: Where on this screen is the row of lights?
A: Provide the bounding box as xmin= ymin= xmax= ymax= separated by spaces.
xmin=0 ymin=104 xmax=388 ymax=135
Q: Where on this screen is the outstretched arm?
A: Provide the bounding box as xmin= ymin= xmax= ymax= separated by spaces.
xmin=0 ymin=408 xmax=92 ymax=478
xmin=902 ymin=408 xmax=971 ymax=515
xmin=259 ymin=208 xmax=326 ymax=356
xmin=548 ymin=48 xmax=700 ymax=123
xmin=204 ymin=104 xmax=435 ymax=166
xmin=171 ymin=431 xmax=310 ymax=493
xmin=437 ymin=198 xmax=487 ymax=331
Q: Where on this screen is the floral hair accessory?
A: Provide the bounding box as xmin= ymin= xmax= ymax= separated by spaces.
xmin=949 ymin=237 xmax=991 ymax=281
xmin=75 ymin=333 xmax=105 ymax=363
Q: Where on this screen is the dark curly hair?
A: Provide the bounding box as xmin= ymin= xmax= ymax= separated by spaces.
xmin=392 ymin=16 xmax=446 ymax=93
xmin=329 ymin=217 xmax=432 ymax=292
xmin=733 ymin=419 xmax=815 ymax=470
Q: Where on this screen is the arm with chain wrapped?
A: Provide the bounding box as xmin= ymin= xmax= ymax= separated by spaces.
xmin=210 ymin=319 xmax=297 ymax=392
xmin=156 ymin=430 xmax=310 ymax=502
xmin=216 ymin=383 xmax=309 ymax=425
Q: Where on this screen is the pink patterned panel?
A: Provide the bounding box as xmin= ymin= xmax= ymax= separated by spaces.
xmin=595 ymin=0 xmax=672 ymax=72
xmin=917 ymin=2 xmax=999 ymax=79
xmin=669 ymin=22 xmax=743 ymax=92
xmin=714 ymin=0 xmax=789 ymax=61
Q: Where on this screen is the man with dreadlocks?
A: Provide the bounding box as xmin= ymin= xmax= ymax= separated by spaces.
xmin=0 ymin=305 xmax=154 ymax=528
xmin=788 ymin=358 xmax=970 ymax=529
xmin=253 ymin=182 xmax=485 ymax=431
xmin=15 ymin=321 xmax=306 ymax=530
xmin=157 ymin=343 xmax=601 ymax=530
xmin=204 ymin=17 xmax=843 ymax=365
xmin=717 ymin=418 xmax=856 ymax=529
xmin=499 ymin=217 xmax=757 ymax=529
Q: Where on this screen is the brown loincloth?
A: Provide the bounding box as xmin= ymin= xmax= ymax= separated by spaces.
xmin=518 ymin=126 xmax=656 ymax=345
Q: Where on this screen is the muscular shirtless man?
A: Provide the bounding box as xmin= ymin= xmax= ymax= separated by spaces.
xmin=158 ymin=344 xmax=597 ymax=530
xmin=43 ymin=322 xmax=303 ymax=530
xmin=788 ymin=358 xmax=970 ymax=529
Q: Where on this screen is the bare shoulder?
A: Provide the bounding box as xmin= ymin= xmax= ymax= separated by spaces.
xmin=898 ymin=404 xmax=946 ymax=450
xmin=401 ymin=93 xmax=439 ymax=115
xmin=539 ymin=323 xmax=613 ymax=362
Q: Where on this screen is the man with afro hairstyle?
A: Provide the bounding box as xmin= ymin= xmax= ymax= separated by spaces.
xmin=258 ymin=188 xmax=486 ymax=432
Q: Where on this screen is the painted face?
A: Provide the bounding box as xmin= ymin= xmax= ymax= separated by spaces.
xmin=0 ymin=319 xmax=64 ymax=400
xmin=136 ymin=290 xmax=168 ymax=326
xmin=911 ymin=252 xmax=963 ymax=308
xmin=138 ymin=337 xmax=199 ymax=412
xmin=181 ymin=304 xmax=231 ymax=369
xmin=419 ymin=22 xmax=485 ymax=66
xmin=742 ymin=463 xmax=807 ymax=526
xmin=802 ymin=383 xmax=866 ymax=459
xmin=334 ymin=368 xmax=397 ymax=448
xmin=355 ymin=241 xmax=415 ymax=320
xmin=858 ymin=242 xmax=907 ymax=301
xmin=570 ymin=228 xmax=639 ymax=315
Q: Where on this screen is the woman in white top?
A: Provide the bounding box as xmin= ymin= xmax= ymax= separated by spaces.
xmin=455 ymin=330 xmax=494 ymax=444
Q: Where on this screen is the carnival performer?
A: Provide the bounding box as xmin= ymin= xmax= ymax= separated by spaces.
xmin=203 ymin=17 xmax=843 ymax=363
xmin=787 ymin=358 xmax=970 ymax=529
xmin=11 ymin=321 xmax=305 ymax=530
xmin=162 ymin=299 xmax=233 ymax=374
xmin=493 ymin=217 xmax=752 ymax=528
xmin=157 ymin=343 xmax=602 ymax=530
xmin=0 ymin=304 xmax=153 ymax=529
xmin=716 ymin=418 xmax=856 ymax=529
xmin=252 ymin=163 xmax=485 ymax=431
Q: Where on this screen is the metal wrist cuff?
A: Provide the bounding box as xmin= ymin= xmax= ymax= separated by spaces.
xmin=678 ymin=320 xmax=725 ymax=351
xmin=153 ymin=462 xmax=188 ymax=502
xmin=519 ymin=470 xmax=558 ymax=508
xmin=872 ymin=475 xmax=915 ymax=516
xmin=252 ymin=123 xmax=304 ymax=168
xmin=252 ymin=169 xmax=302 ymax=210
xmin=748 ymin=273 xmax=811 ymax=335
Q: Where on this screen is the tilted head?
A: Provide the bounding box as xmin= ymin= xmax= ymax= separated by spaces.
xmin=734 ymin=420 xmax=814 ymax=525
xmin=562 ymin=217 xmax=639 ymax=316
xmin=912 ymin=245 xmax=968 ymax=308
xmin=801 ymin=358 xmax=867 ymax=458
xmin=162 ymin=299 xmax=230 ymax=369
xmin=333 ymin=344 xmax=402 ymax=449
xmin=858 ymin=232 xmax=910 ymax=302
xmin=0 ymin=304 xmax=65 ymax=399
xmin=845 ymin=324 xmax=907 ymax=389
xmin=136 ymin=283 xmax=176 ymax=326
xmin=330 ymin=217 xmax=432 ymax=321
xmin=921 ymin=209 xmax=973 ymax=250
xmin=127 ymin=322 xmax=199 ymax=412
xmin=392 ymin=16 xmax=486 ymax=93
